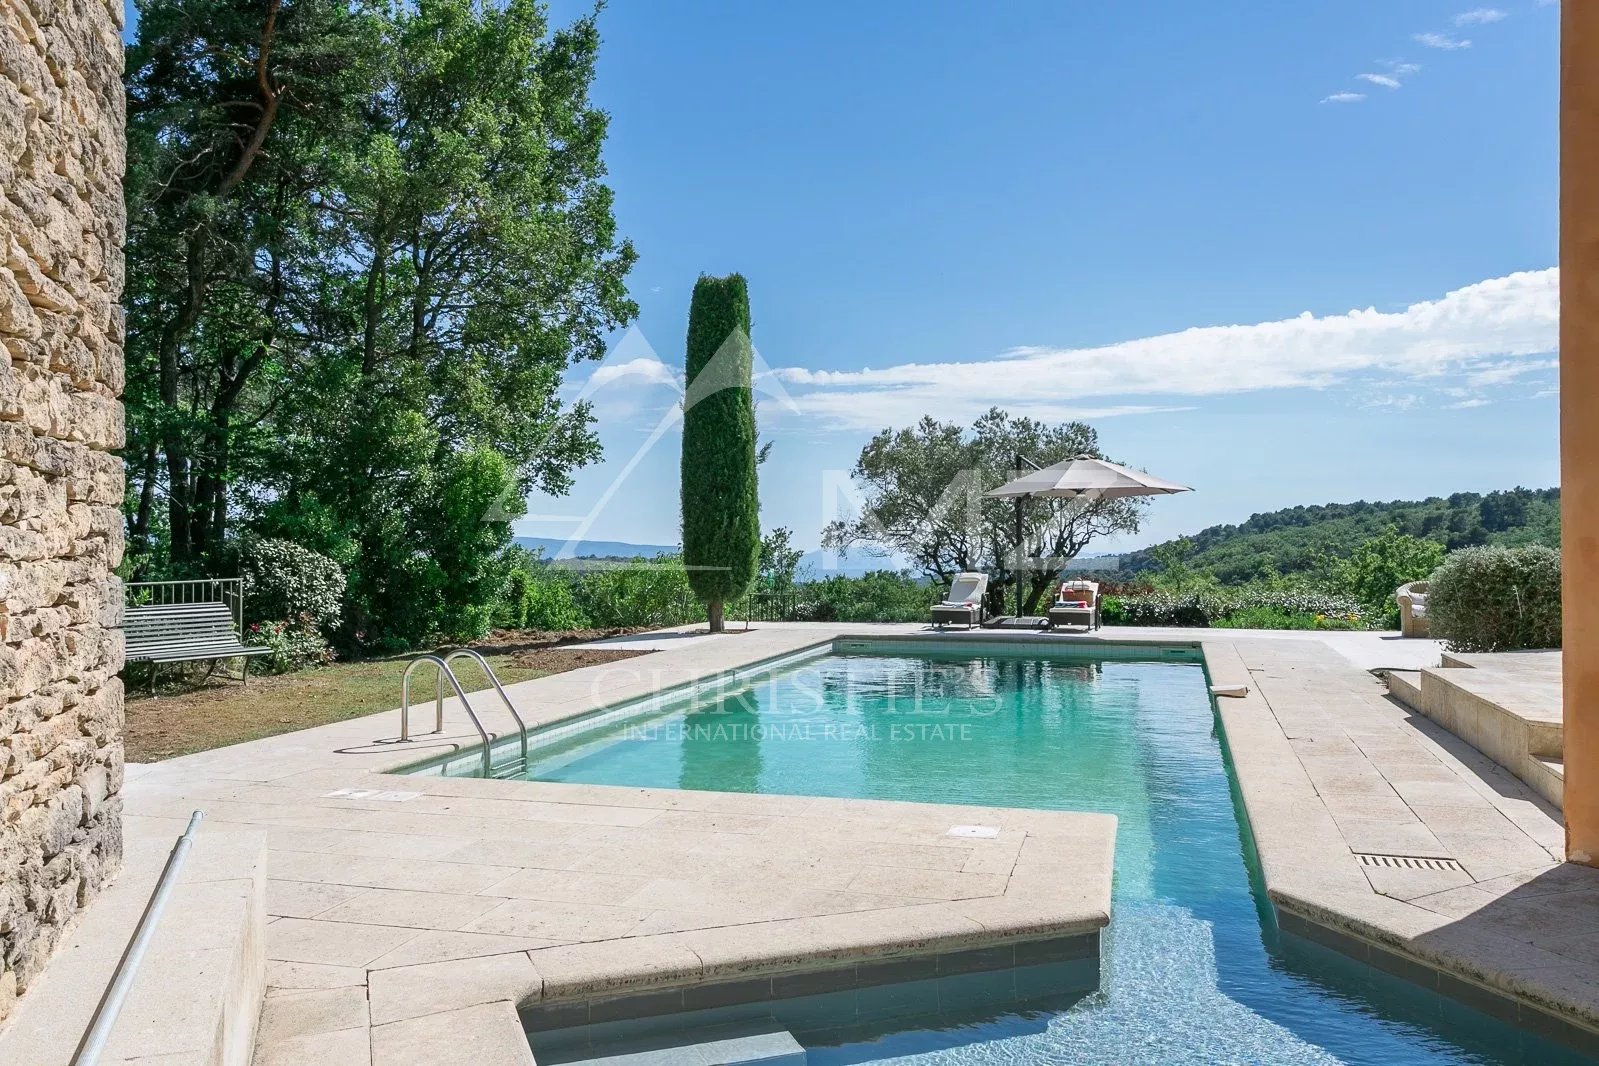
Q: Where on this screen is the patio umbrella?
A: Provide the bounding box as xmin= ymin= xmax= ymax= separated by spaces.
xmin=983 ymin=454 xmax=1193 ymax=618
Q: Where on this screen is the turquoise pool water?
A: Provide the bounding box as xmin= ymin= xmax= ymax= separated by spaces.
xmin=438 ymin=643 xmax=1596 ymax=1065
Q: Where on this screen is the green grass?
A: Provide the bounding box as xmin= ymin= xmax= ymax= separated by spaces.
xmin=126 ymin=651 xmax=550 ymax=762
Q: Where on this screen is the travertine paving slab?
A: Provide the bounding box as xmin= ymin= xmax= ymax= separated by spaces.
xmin=371 ymin=1000 xmax=534 ymax=1066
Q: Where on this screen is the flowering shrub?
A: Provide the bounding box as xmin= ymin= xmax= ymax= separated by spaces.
xmin=1102 ymin=586 xmax=1366 ymax=629
xmin=1428 ymin=545 xmax=1561 ymax=652
xmin=240 ymin=537 xmax=346 ymax=633
xmin=1212 ymin=606 xmax=1364 ymax=631
xmin=244 ymin=615 xmax=335 ymax=673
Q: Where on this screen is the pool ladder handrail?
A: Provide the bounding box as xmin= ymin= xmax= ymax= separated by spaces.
xmin=399 ymin=651 xmax=530 ymax=778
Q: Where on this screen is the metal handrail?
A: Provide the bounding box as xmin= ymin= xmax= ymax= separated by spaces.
xmin=72 ymin=811 xmax=204 ymax=1066
xmin=400 ymin=655 xmax=496 ymax=776
xmin=443 ymin=649 xmax=530 ymax=773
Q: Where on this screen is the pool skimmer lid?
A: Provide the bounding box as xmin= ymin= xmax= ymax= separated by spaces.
xmin=948 ymin=824 xmax=1001 ymax=838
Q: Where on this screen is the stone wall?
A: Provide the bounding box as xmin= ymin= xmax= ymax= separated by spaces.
xmin=0 ymin=0 xmax=126 ymax=1021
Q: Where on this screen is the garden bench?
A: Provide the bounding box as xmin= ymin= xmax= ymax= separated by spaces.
xmin=124 ymin=601 xmax=269 ymax=689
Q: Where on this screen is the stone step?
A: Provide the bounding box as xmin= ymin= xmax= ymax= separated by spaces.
xmin=1532 ymin=756 xmax=1566 ymax=808
xmin=0 ymin=821 xmax=267 ymax=1066
xmin=1384 ymin=669 xmax=1423 ymax=710
xmin=1389 ymin=658 xmax=1565 ymax=809
xmin=550 ymin=1022 xmax=806 ymax=1066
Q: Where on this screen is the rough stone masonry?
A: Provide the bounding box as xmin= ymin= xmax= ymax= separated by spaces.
xmin=0 ymin=0 xmax=126 ymax=1022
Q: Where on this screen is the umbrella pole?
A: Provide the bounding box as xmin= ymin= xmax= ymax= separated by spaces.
xmin=1014 ymin=496 xmax=1024 ymax=617
xmin=1014 ymin=452 xmax=1025 ymax=618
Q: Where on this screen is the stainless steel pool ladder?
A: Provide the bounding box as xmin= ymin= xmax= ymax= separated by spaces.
xmin=399 ymin=650 xmax=530 ymax=778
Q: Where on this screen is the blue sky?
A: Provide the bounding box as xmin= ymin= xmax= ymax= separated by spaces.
xmin=127 ymin=2 xmax=1561 ymax=558
xmin=530 ymin=0 xmax=1560 ymax=558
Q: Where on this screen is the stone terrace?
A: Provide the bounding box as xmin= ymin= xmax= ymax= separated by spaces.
xmin=5 ymin=623 xmax=1599 ymax=1063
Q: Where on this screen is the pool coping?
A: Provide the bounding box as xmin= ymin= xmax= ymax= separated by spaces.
xmin=1202 ymin=639 xmax=1599 ymax=1051
xmin=380 ymin=629 xmax=1599 ymax=1051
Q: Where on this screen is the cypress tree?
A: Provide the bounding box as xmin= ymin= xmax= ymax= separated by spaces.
xmin=681 ymin=274 xmax=761 ymax=632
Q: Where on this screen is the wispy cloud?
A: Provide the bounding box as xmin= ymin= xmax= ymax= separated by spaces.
xmin=1357 ymin=73 xmax=1402 ymax=89
xmin=773 ymin=270 xmax=1559 ymax=430
xmin=1414 ymin=31 xmax=1473 ymax=49
xmin=1321 ymin=92 xmax=1367 ymax=104
xmin=1455 ymin=8 xmax=1507 ymax=25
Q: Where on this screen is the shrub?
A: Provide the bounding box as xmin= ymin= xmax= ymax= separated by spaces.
xmin=1102 ymin=584 xmax=1366 ymax=629
xmin=1427 ymin=545 xmax=1562 ymax=652
xmin=521 ymin=570 xmax=584 ymax=631
xmin=798 ymin=572 xmax=930 ymax=623
xmin=571 ymin=558 xmax=701 ymax=629
xmin=495 ymin=561 xmax=585 ymax=632
xmin=244 ymin=615 xmax=335 ymax=673
xmin=1212 ymin=606 xmax=1363 ymax=631
xmin=239 ymin=537 xmax=346 ymax=632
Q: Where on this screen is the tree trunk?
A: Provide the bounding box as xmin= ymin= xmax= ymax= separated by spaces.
xmin=131 ymin=443 xmax=158 ymax=557
xmin=707 ymin=600 xmax=724 ymax=633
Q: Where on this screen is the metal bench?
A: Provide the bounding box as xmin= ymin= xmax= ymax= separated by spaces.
xmin=124 ymin=601 xmax=269 ymax=690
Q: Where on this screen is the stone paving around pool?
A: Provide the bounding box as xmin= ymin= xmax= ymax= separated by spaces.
xmin=2 ymin=622 xmax=1597 ymax=1064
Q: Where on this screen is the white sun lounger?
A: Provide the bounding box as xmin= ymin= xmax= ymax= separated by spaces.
xmin=931 ymin=572 xmax=989 ymax=629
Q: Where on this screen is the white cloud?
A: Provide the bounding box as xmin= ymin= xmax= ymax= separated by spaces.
xmin=1322 ymin=92 xmax=1367 ymax=104
xmin=586 ymin=356 xmax=680 ymax=391
xmin=1388 ymin=61 xmax=1422 ymax=77
xmin=1455 ymin=7 xmax=1507 ymax=25
xmin=1464 ymin=357 xmax=1558 ymax=387
xmin=1447 ymin=397 xmax=1491 ymax=408
xmin=1358 ymin=73 xmax=1402 ymax=89
xmin=1363 ymin=393 xmax=1422 ymax=412
xmin=775 ymin=270 xmax=1558 ymax=430
xmin=1414 ymin=32 xmax=1472 ymax=49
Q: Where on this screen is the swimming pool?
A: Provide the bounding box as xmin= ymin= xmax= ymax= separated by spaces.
xmin=413 ymin=641 xmax=1596 ymax=1064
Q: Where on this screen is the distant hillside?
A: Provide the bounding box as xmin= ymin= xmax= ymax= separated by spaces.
xmin=514 ymin=536 xmax=676 ymax=560
xmin=1118 ymin=488 xmax=1560 ymax=584
xmin=514 ymin=536 xmax=898 ymax=579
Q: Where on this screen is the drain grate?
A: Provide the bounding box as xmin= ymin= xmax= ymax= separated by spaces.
xmin=1355 ymin=852 xmax=1466 ymax=873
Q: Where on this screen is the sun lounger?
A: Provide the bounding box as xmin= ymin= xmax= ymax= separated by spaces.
xmin=932 ymin=572 xmax=989 ymax=629
xmin=1047 ymin=580 xmax=1101 ymax=631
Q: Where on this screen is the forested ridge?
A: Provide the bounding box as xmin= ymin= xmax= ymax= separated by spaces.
xmin=1119 ymin=488 xmax=1559 ymax=583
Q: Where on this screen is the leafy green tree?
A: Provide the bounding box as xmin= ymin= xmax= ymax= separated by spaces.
xmin=824 ymin=409 xmax=1143 ymax=613
xmin=680 ymin=275 xmax=761 ymax=632
xmin=757 ymin=528 xmax=805 ymax=592
xmin=124 ymin=0 xmax=637 ymax=646
xmin=1147 ymin=537 xmax=1219 ymax=595
xmin=1330 ymin=527 xmax=1446 ymax=627
xmin=124 ymin=0 xmax=382 ymax=568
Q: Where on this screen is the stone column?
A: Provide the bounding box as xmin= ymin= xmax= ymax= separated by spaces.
xmin=0 ymin=0 xmax=127 ymax=1017
xmin=1565 ymin=2 xmax=1599 ymax=867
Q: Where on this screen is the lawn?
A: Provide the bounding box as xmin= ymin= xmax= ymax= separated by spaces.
xmin=124 ymin=630 xmax=650 ymax=762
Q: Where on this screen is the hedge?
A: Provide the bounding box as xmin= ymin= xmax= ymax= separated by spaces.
xmin=1427 ymin=545 xmax=1561 ymax=652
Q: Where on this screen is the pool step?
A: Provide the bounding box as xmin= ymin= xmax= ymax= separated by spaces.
xmin=550 ymin=1021 xmax=805 ymax=1066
